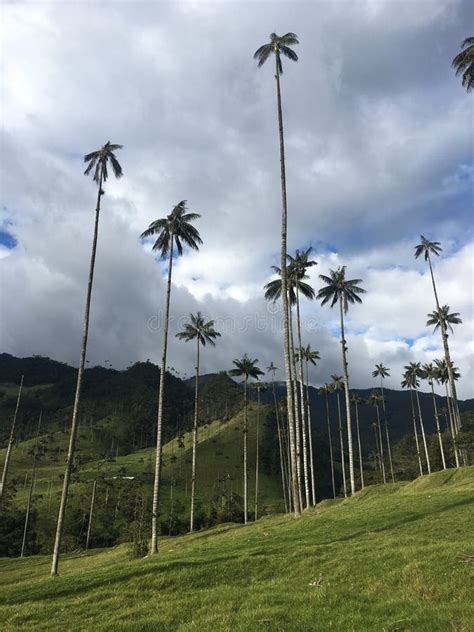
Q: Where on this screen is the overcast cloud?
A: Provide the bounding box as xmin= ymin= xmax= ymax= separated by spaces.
xmin=0 ymin=0 xmax=473 ymax=398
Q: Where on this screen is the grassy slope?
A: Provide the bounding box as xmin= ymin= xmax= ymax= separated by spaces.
xmin=1 ymin=467 xmax=473 ymax=631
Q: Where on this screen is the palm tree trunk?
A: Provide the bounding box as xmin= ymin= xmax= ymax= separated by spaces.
xmin=272 ymin=378 xmax=288 ymax=513
xmin=85 ymin=479 xmax=97 ymax=550
xmin=336 ymin=391 xmax=347 ymax=497
xmin=21 ymin=411 xmax=42 ymax=557
xmin=150 ymin=235 xmax=175 ymax=554
xmin=414 ymin=387 xmax=431 ymax=474
xmin=189 ymin=338 xmax=200 ymax=532
xmin=255 ymin=388 xmax=260 ymax=521
xmin=427 ymin=255 xmax=462 ymax=434
xmin=375 ymin=404 xmax=386 ymax=483
xmin=354 ymin=400 xmax=364 ymax=489
xmin=325 ymin=391 xmax=336 ymax=498
xmin=410 ymin=388 xmax=424 ymax=476
xmin=243 ymin=375 xmax=248 ymax=524
xmin=339 ymin=299 xmax=355 ymax=495
xmin=295 ymin=285 xmax=310 ymax=507
xmin=275 ymin=56 xmax=300 ymax=516
xmin=380 ymin=382 xmax=395 ymax=482
xmin=373 ymin=424 xmax=381 ymax=473
xmin=289 ymin=305 xmax=303 ymax=509
xmin=51 ymin=174 xmax=103 ymax=576
xmin=445 ymin=383 xmax=460 ymax=467
xmin=305 ymin=359 xmax=316 ymax=505
xmin=0 ymin=375 xmax=24 ymax=499
xmin=430 ymin=382 xmax=446 ymax=470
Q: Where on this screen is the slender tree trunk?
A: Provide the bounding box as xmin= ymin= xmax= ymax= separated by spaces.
xmin=255 ymin=388 xmax=260 ymax=521
xmin=243 ymin=376 xmax=248 ymax=524
xmin=305 ymin=360 xmax=316 ymax=505
xmin=375 ymin=404 xmax=386 ymax=483
xmin=85 ymin=479 xmax=97 ymax=550
xmin=380 ymin=381 xmax=395 ymax=482
xmin=21 ymin=411 xmax=42 ymax=557
xmin=373 ymin=425 xmax=381 ymax=473
xmin=289 ymin=305 xmax=303 ymax=509
xmin=295 ymin=286 xmax=311 ymax=507
xmin=430 ymin=382 xmax=446 ymax=470
xmin=51 ymin=174 xmax=104 ymax=576
xmin=336 ymin=391 xmax=347 ymax=497
xmin=354 ymin=400 xmax=364 ymax=489
xmin=339 ymin=300 xmax=355 ymax=495
xmin=150 ymin=235 xmax=175 ymax=553
xmin=190 ymin=339 xmax=200 ymax=532
xmin=445 ymin=383 xmax=460 ymax=467
xmin=414 ymin=388 xmax=431 ymax=474
xmin=409 ymin=388 xmax=423 ymax=477
xmin=325 ymin=391 xmax=336 ymax=498
xmin=275 ymin=57 xmax=300 ymax=515
xmin=0 ymin=375 xmax=24 ymax=499
xmin=272 ymin=377 xmax=288 ymax=513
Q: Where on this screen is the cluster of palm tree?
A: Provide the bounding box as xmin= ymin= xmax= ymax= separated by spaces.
xmin=38 ymin=31 xmax=470 ymax=575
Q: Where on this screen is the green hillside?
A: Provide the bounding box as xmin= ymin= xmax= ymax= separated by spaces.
xmin=1 ymin=467 xmax=473 ymax=631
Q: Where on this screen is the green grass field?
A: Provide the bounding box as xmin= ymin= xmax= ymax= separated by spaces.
xmin=1 ymin=467 xmax=473 ymax=631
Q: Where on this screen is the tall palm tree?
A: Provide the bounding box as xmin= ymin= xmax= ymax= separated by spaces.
xmin=414 ymin=237 xmax=462 ymax=436
xmin=264 ymin=265 xmax=313 ymax=509
xmin=229 ymin=355 xmax=264 ymax=523
xmin=176 ymin=312 xmax=220 ymax=532
xmin=301 ymin=344 xmax=320 ymax=505
xmin=254 ymin=32 xmax=300 ymax=515
xmin=319 ymin=384 xmax=336 ymax=498
xmin=350 ymin=393 xmax=365 ymax=489
xmin=401 ymin=372 xmax=424 ymax=477
xmin=51 ymin=141 xmax=123 ymax=576
xmin=405 ymin=362 xmax=431 ymax=474
xmin=266 ymin=363 xmax=288 ymax=512
xmin=318 ymin=267 xmax=366 ymax=495
xmin=0 ymin=375 xmax=24 ymax=499
xmin=372 ymin=364 xmax=395 ymax=482
xmin=21 ymin=411 xmax=42 ymax=557
xmin=253 ymin=381 xmax=267 ymax=520
xmin=331 ymin=375 xmax=347 ymax=497
xmin=452 ymin=37 xmax=474 ymax=92
xmin=368 ymin=392 xmax=386 ymax=484
xmin=421 ymin=362 xmax=446 ymax=470
xmin=426 ymin=305 xmax=462 ymax=333
xmin=141 ymin=201 xmax=202 ymax=553
xmin=434 ymin=358 xmax=461 ymax=467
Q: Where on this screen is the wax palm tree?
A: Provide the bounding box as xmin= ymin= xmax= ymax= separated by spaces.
xmin=51 ymin=141 xmax=123 ymax=576
xmin=141 ymin=201 xmax=202 ymax=553
xmin=176 ymin=312 xmax=220 ymax=532
xmin=229 ymin=355 xmax=264 ymax=523
xmin=252 ymin=381 xmax=267 ymax=520
xmin=318 ymin=267 xmax=366 ymax=495
xmin=331 ymin=375 xmax=347 ymax=497
xmin=267 ymin=363 xmax=288 ymax=512
xmin=254 ymin=32 xmax=300 ymax=515
xmin=434 ymin=358 xmax=461 ymax=466
xmin=426 ymin=306 xmax=462 ymax=334
xmin=401 ymin=372 xmax=424 ymax=477
xmin=415 ymin=236 xmax=461 ymax=437
xmin=405 ymin=362 xmax=431 ymax=474
xmin=21 ymin=411 xmax=42 ymax=557
xmin=452 ymin=37 xmax=474 ymax=92
xmin=0 ymin=375 xmax=23 ymax=499
xmin=301 ymin=344 xmax=320 ymax=505
xmin=350 ymin=393 xmax=365 ymax=489
xmin=368 ymin=392 xmax=386 ymax=483
xmin=372 ymin=364 xmax=395 ymax=482
xmin=421 ymin=362 xmax=446 ymax=470
xmin=319 ymin=383 xmax=336 ymax=498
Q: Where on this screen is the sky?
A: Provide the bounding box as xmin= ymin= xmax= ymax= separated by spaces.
xmin=0 ymin=0 xmax=473 ymax=398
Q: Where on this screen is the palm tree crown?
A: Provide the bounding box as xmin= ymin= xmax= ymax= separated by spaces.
xmin=140 ymin=200 xmax=202 ymax=258
xmin=301 ymin=344 xmax=320 ymax=365
xmin=331 ymin=375 xmax=344 ymax=391
xmin=414 ymin=235 xmax=442 ymax=261
xmin=317 ymin=266 xmax=365 ymax=313
xmin=350 ymin=392 xmax=364 ymax=405
xmin=368 ymin=392 xmax=383 ymax=406
xmin=433 ymin=359 xmax=461 ymax=384
xmin=452 ymin=37 xmax=474 ymax=92
xmin=176 ymin=312 xmax=221 ymax=347
xmin=426 ymin=305 xmax=462 ymax=334
xmin=254 ymin=32 xmax=299 ymax=75
xmin=372 ymin=363 xmax=390 ymax=379
xmin=264 ymin=257 xmax=315 ymax=304
xmin=229 ymin=355 xmax=264 ymax=381
xmin=319 ymin=383 xmax=333 ymax=396
xmin=84 ymin=141 xmax=123 ymax=184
